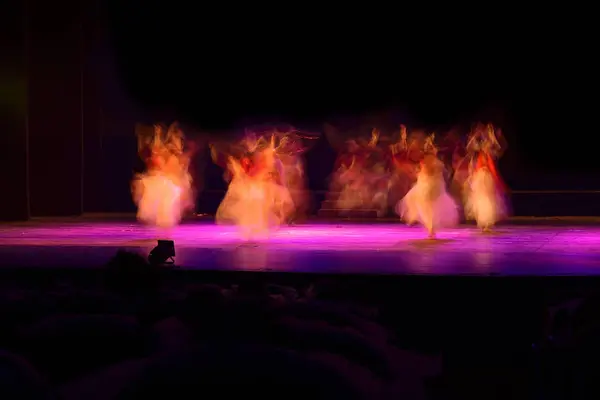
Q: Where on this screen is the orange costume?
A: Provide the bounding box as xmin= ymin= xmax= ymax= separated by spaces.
xmin=474 ymin=152 xmax=506 ymax=193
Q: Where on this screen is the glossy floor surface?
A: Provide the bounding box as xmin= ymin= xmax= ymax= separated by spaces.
xmin=0 ymin=220 xmax=598 ymax=275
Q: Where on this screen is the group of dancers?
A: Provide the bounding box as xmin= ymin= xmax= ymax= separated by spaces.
xmin=131 ymin=121 xmax=509 ymax=239
xmin=397 ymin=124 xmax=508 ymax=238
xmin=210 ymin=131 xmax=307 ymax=239
xmin=326 ymin=123 xmax=509 ymax=237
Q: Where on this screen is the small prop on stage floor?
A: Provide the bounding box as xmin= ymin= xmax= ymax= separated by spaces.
xmin=148 ymin=240 xmax=176 ymax=265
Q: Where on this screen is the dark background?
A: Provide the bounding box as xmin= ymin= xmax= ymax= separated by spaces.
xmin=1 ymin=0 xmax=597 ymax=220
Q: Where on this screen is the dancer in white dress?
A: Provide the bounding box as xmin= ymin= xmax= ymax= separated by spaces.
xmin=397 ymin=152 xmax=459 ymax=238
xmin=216 ymin=136 xmax=294 ymax=240
xmin=463 ymin=124 xmax=508 ymax=231
xmin=132 ymin=123 xmax=194 ymax=229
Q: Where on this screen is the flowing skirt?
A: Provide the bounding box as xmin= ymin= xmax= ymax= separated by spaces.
xmin=464 ymin=168 xmax=507 ymax=229
xmin=216 ymin=177 xmax=294 ymax=240
xmin=396 ymin=174 xmax=459 ymax=233
xmin=134 ymin=173 xmax=184 ymax=228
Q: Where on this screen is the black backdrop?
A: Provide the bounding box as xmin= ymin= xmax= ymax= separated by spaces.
xmin=0 ymin=0 xmax=28 ymax=221
xmin=2 ymin=0 xmax=84 ymax=220
xmin=1 ymin=0 xmax=598 ymax=221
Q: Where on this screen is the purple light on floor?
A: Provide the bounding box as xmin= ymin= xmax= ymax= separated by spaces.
xmin=0 ymin=221 xmax=598 ymax=274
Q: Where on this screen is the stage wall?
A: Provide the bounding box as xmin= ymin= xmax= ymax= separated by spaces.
xmin=0 ymin=0 xmax=28 ymax=221
xmin=2 ymin=1 xmax=597 ymax=221
xmin=26 ymin=0 xmax=83 ymax=217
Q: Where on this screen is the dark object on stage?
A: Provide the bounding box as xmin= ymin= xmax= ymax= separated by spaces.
xmin=148 ymin=240 xmax=175 ymax=265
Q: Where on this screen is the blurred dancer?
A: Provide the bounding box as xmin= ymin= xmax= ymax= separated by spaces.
xmin=132 ymin=123 xmax=195 ymax=230
xmin=389 ymin=125 xmax=424 ymax=204
xmin=463 ymin=124 xmax=508 ymax=231
xmin=397 ymin=144 xmax=459 ymax=238
xmin=268 ymin=129 xmax=316 ymax=224
xmin=328 ymin=128 xmax=391 ymax=216
xmin=216 ymin=135 xmax=294 ymax=240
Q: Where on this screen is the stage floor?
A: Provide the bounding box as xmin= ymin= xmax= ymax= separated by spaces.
xmin=0 ymin=220 xmax=598 ymax=275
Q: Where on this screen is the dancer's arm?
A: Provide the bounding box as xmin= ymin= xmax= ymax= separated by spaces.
xmin=227 ymin=157 xmax=244 ymax=179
